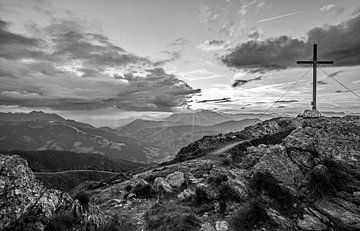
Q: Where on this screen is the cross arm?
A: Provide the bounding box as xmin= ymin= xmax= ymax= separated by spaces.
xmin=318 ymin=61 xmax=334 ymax=64
xmin=296 ymin=61 xmax=313 ymax=64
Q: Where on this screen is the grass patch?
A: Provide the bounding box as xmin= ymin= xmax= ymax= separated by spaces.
xmin=219 ymin=183 xmax=242 ymax=202
xmin=74 ymin=191 xmax=90 ymax=208
xmin=207 ymin=174 xmax=228 ymax=186
xmin=98 ymin=215 xmax=137 ymax=231
xmin=145 ymin=202 xmax=200 ymax=231
xmin=230 ymin=199 xmax=270 ymax=231
xmin=131 ymin=183 xmax=155 ymax=199
xmin=45 ymin=212 xmax=81 ymax=231
xmin=193 ymin=187 xmax=212 ymax=205
xmin=305 ymin=159 xmax=357 ymax=199
xmin=249 ymin=172 xmax=295 ymax=209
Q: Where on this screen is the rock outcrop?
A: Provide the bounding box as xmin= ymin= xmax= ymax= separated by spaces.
xmin=0 ymin=154 xmax=107 ymax=230
xmin=2 ymin=116 xmax=360 ymax=231
xmin=86 ymin=116 xmax=360 ymax=231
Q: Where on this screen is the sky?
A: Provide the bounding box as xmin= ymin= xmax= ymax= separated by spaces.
xmin=0 ymin=0 xmax=360 ymax=127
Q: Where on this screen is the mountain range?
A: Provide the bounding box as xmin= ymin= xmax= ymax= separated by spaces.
xmin=0 ymin=110 xmax=263 ymax=163
xmin=0 ymin=111 xmax=163 ymax=163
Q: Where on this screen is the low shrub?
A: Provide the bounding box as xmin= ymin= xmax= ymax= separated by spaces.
xmin=124 ymin=184 xmax=132 ymax=192
xmin=219 ymin=183 xmax=242 ymax=202
xmin=131 ymin=183 xmax=156 ymax=199
xmin=207 ymin=174 xmax=228 ymax=186
xmin=249 ymin=172 xmax=295 ymax=209
xmin=74 ymin=191 xmax=90 ymax=208
xmin=230 ymin=199 xmax=270 ymax=231
xmin=45 ymin=212 xmax=80 ymax=231
xmin=305 ymin=159 xmax=356 ymax=199
xmin=193 ymin=187 xmax=211 ymax=205
xmin=221 ymin=158 xmax=231 ymax=166
xmin=145 ymin=202 xmax=200 ymax=231
xmin=98 ymin=215 xmax=137 ymax=231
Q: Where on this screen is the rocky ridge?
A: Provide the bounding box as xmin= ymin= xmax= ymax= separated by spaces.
xmin=87 ymin=116 xmax=360 ymax=230
xmin=0 ymin=154 xmax=108 ymax=230
xmin=1 ymin=116 xmax=360 ymax=231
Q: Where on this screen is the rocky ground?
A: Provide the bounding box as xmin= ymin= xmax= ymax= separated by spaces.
xmin=1 ymin=115 xmax=360 ymax=230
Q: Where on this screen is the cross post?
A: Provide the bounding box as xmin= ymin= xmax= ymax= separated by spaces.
xmin=297 ymin=44 xmax=334 ymax=110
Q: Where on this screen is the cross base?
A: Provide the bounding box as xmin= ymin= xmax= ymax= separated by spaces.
xmin=302 ymin=109 xmax=322 ymax=118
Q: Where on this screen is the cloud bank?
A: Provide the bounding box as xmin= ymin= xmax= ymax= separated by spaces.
xmin=0 ymin=19 xmax=200 ymax=111
xmin=222 ymin=13 xmax=360 ymax=72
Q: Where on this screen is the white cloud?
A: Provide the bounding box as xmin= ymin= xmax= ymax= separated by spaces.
xmin=319 ymin=4 xmax=345 ymax=14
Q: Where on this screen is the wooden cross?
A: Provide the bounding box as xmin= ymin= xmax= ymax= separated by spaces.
xmin=297 ymin=44 xmax=334 ymax=110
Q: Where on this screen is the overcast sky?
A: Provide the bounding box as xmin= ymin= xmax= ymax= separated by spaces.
xmin=0 ymin=0 xmax=360 ymax=126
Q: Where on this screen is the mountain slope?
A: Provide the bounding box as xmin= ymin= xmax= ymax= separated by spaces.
xmin=84 ymin=115 xmax=360 ymax=231
xmin=0 ymin=112 xmax=164 ymax=163
xmin=1 ymin=150 xmax=147 ymax=172
xmin=117 ymin=118 xmax=259 ymax=160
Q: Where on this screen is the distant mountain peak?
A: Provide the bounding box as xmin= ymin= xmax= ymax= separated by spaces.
xmin=0 ymin=111 xmax=65 ymax=122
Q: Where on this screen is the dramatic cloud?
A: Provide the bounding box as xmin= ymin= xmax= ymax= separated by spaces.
xmin=274 ymin=100 xmax=298 ymax=103
xmin=166 ymin=37 xmax=190 ymax=49
xmin=0 ymin=19 xmax=200 ymax=111
xmin=319 ymin=4 xmax=345 ymax=14
xmin=154 ymin=50 xmax=181 ymax=65
xmin=197 ymin=40 xmax=227 ymax=52
xmin=232 ymin=76 xmax=262 ymax=87
xmin=222 ymin=14 xmax=360 ymax=72
xmin=197 ymin=97 xmax=231 ymax=103
xmin=248 ymin=31 xmax=261 ymax=40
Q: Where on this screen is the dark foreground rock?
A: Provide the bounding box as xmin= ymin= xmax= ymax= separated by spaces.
xmin=0 ymin=154 xmax=108 ymax=231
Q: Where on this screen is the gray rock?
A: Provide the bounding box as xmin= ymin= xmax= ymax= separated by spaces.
xmin=297 ymin=214 xmax=327 ymax=230
xmin=177 ymin=188 xmax=195 ymax=201
xmin=165 ymin=171 xmax=185 ymax=187
xmin=215 ymin=220 xmax=229 ymax=231
xmin=154 ymin=177 xmax=172 ymax=193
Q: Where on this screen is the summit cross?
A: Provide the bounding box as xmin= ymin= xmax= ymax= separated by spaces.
xmin=297 ymin=44 xmax=334 ymax=110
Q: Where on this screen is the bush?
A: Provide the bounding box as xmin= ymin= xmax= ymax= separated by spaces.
xmin=145 ymin=202 xmax=200 ymax=231
xmin=74 ymin=191 xmax=90 ymax=207
xmin=193 ymin=187 xmax=211 ymax=205
xmin=98 ymin=215 xmax=137 ymax=231
xmin=124 ymin=184 xmax=132 ymax=192
xmin=230 ymin=199 xmax=270 ymax=231
xmin=131 ymin=183 xmax=155 ymax=199
xmin=207 ymin=174 xmax=228 ymax=186
xmin=249 ymin=172 xmax=295 ymax=209
xmin=221 ymin=158 xmax=231 ymax=166
xmin=219 ymin=183 xmax=242 ymax=202
xmin=305 ymin=159 xmax=355 ymax=199
xmin=45 ymin=212 xmax=80 ymax=231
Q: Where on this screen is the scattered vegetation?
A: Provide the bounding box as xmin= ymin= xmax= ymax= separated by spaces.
xmin=193 ymin=187 xmax=211 ymax=205
xmin=145 ymin=202 xmax=200 ymax=231
xmin=124 ymin=184 xmax=132 ymax=192
xmin=221 ymin=158 xmax=231 ymax=166
xmin=97 ymin=215 xmax=137 ymax=231
xmin=74 ymin=191 xmax=90 ymax=208
xmin=207 ymin=174 xmax=228 ymax=186
xmin=305 ymin=159 xmax=358 ymax=199
xmin=249 ymin=171 xmax=296 ymax=209
xmin=230 ymin=199 xmax=270 ymax=231
xmin=45 ymin=212 xmax=81 ymax=231
xmin=131 ymin=183 xmax=155 ymax=199
xmin=219 ymin=183 xmax=242 ymax=202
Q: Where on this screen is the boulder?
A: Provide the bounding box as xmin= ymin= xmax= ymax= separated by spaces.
xmin=165 ymin=171 xmax=185 ymax=187
xmin=297 ymin=214 xmax=327 ymax=230
xmin=177 ymin=188 xmax=195 ymax=201
xmin=215 ymin=220 xmax=229 ymax=231
xmin=154 ymin=177 xmax=172 ymax=193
